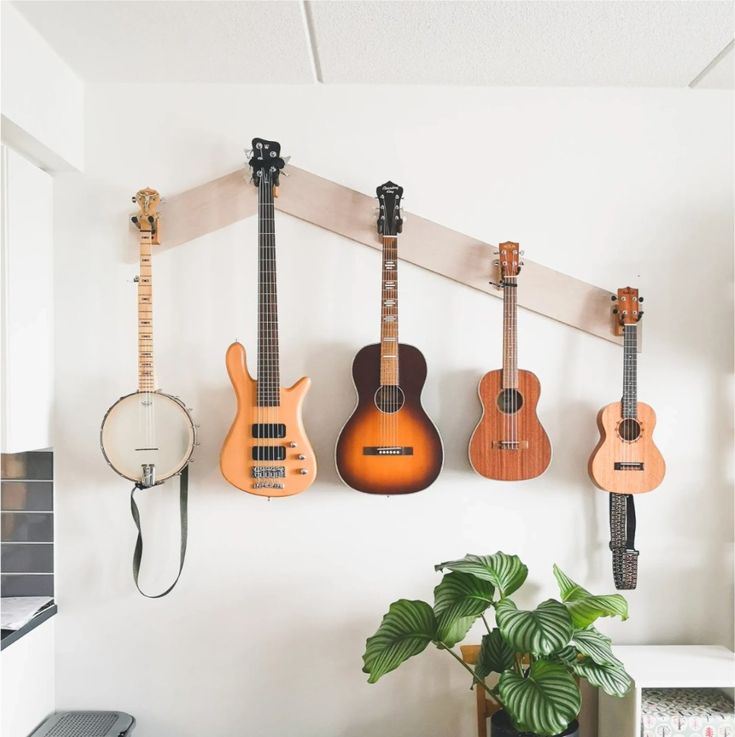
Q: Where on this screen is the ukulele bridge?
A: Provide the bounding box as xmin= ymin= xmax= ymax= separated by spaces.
xmin=614 ymin=461 xmax=644 ymax=471
xmin=492 ymin=440 xmax=529 ymax=450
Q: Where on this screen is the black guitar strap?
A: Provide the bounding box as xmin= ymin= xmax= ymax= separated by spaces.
xmin=129 ymin=465 xmax=189 ymax=598
xmin=609 ymin=493 xmax=638 ymax=590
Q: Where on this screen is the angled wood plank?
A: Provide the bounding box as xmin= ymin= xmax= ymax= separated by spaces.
xmin=155 ymin=165 xmax=621 ymax=345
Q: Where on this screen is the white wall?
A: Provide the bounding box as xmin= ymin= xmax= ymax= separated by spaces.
xmin=1 ymin=2 xmax=84 ymax=172
xmin=0 ymin=619 xmax=55 ymax=737
xmin=52 ymin=85 xmax=733 ymax=737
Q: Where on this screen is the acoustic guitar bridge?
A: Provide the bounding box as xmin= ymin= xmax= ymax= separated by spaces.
xmin=363 ymin=446 xmax=413 ymax=456
xmin=491 ymin=440 xmax=529 ymax=450
xmin=614 ymin=462 xmax=644 ymax=471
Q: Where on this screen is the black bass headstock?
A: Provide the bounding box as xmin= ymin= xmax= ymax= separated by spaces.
xmin=377 ymin=181 xmax=404 ymax=236
xmin=247 ymin=138 xmax=286 ymax=188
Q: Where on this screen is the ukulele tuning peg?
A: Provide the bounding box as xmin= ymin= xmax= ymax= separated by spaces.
xmin=638 ymin=297 xmax=644 ymax=302
xmin=612 ymin=308 xmax=618 ymax=314
xmin=611 ymin=295 xmax=617 ymax=301
xmin=492 ymin=259 xmax=500 ymax=266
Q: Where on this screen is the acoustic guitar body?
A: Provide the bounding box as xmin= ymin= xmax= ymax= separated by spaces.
xmin=335 ymin=343 xmax=443 ymax=495
xmin=588 ymin=401 xmax=665 ymax=494
xmin=469 ymin=369 xmax=551 ymax=481
xmin=220 ymin=342 xmax=316 ymax=497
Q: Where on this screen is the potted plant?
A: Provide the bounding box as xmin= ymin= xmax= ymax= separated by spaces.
xmin=362 ymin=552 xmax=632 ymax=737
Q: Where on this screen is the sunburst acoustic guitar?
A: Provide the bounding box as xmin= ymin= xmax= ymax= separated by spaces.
xmin=335 ymin=181 xmax=443 ymax=494
xmin=588 ymin=287 xmax=665 ymax=493
xmin=220 ymin=138 xmax=316 ymax=497
xmin=468 ymin=241 xmax=551 ymax=481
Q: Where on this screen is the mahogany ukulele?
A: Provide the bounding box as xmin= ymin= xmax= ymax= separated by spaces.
xmin=468 ymin=242 xmax=551 ymax=481
xmin=588 ymin=287 xmax=665 ymax=493
xmin=335 ymin=181 xmax=443 ymax=494
xmin=220 ymin=138 xmax=316 ymax=496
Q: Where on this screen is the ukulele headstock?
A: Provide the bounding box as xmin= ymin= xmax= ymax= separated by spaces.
xmin=497 ymin=241 xmax=523 ymax=284
xmin=247 ymin=138 xmax=286 ymax=192
xmin=377 ymin=181 xmax=404 ymax=236
xmin=612 ymin=286 xmax=644 ymax=328
xmin=131 ymin=187 xmax=160 ymax=244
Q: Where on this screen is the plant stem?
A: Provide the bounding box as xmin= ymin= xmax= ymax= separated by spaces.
xmin=443 ymin=646 xmax=501 ymax=706
xmin=481 ymin=613 xmax=492 ymax=634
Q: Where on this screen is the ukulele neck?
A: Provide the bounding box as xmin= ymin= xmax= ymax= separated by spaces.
xmin=137 ymin=230 xmax=156 ymax=392
xmin=379 ymin=235 xmax=399 ymax=386
xmin=622 ymin=324 xmax=638 ymax=418
xmin=257 ymin=174 xmax=280 ymax=407
xmin=501 ymin=276 xmax=518 ymax=388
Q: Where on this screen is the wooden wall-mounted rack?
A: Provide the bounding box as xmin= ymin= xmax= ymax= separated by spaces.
xmin=149 ymin=165 xmax=622 ymax=345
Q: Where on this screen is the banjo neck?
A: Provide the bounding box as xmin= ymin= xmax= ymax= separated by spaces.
xmin=132 ymin=188 xmax=160 ymax=393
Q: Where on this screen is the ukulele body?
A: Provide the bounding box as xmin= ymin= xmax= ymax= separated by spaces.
xmin=335 ymin=343 xmax=443 ymax=494
xmin=220 ymin=342 xmax=316 ymax=496
xmin=469 ymin=368 xmax=551 ymax=481
xmin=588 ymin=401 xmax=665 ymax=494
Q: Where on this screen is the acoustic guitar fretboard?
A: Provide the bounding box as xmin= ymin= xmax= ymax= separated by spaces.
xmin=379 ymin=235 xmax=399 ymax=386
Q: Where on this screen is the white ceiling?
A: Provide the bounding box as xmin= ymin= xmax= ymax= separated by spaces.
xmin=11 ymin=0 xmax=735 ymax=88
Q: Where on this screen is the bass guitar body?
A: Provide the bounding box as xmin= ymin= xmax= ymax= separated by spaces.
xmin=469 ymin=369 xmax=551 ymax=481
xmin=335 ymin=343 xmax=443 ymax=495
xmin=220 ymin=342 xmax=316 ymax=497
xmin=588 ymin=401 xmax=665 ymax=494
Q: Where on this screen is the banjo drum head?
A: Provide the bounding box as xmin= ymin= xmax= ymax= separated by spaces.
xmin=101 ymin=391 xmax=195 ymax=483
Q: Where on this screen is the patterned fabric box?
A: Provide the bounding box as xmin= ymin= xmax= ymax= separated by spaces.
xmin=641 ymin=688 xmax=734 ymax=737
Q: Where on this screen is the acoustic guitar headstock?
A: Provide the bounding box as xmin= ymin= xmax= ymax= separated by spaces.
xmin=131 ymin=187 xmax=160 ymax=244
xmin=612 ymin=286 xmax=644 ymax=328
xmin=247 ymin=138 xmax=286 ymax=193
xmin=497 ymin=241 xmax=523 ymax=284
xmin=377 ymin=181 xmax=404 ymax=236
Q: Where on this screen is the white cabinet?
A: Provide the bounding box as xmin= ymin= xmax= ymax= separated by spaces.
xmin=1 ymin=145 xmax=54 ymax=452
xmin=599 ymin=645 xmax=735 ymax=737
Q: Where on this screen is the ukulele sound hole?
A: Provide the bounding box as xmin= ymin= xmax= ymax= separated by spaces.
xmin=618 ymin=418 xmax=641 ymax=442
xmin=496 ymin=389 xmax=524 ymax=414
xmin=374 ymin=386 xmax=405 ymax=414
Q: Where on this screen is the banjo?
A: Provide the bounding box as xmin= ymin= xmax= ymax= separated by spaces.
xmin=100 ymin=188 xmax=196 ymax=488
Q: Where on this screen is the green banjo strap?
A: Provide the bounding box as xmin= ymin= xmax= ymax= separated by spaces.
xmin=130 ymin=465 xmax=189 ymax=598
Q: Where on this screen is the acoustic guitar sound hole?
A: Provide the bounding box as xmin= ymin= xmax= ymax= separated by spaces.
xmin=374 ymin=386 xmax=405 ymax=414
xmin=618 ymin=418 xmax=641 ymax=442
xmin=496 ymin=389 xmax=524 ymax=414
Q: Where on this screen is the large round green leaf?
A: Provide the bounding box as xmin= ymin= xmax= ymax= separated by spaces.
xmin=499 ymin=660 xmax=581 ymax=736
xmin=570 ymin=658 xmax=632 ymax=697
xmin=434 ymin=553 xmax=528 ymax=598
xmin=476 ymin=628 xmax=515 ymax=679
xmin=433 ymin=572 xmax=494 ymax=647
xmin=496 ymin=599 xmax=573 ymax=656
xmin=362 ymin=600 xmax=437 ymax=683
xmin=553 ymin=565 xmax=629 ymax=628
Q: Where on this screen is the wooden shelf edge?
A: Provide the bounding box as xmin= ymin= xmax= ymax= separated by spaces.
xmin=153 ymin=165 xmax=622 ymax=345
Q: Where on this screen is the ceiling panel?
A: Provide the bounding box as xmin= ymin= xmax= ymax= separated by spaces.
xmin=12 ymin=0 xmax=314 ymax=83
xmin=308 ymin=0 xmax=734 ymax=87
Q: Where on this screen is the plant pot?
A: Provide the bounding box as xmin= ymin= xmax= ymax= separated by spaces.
xmin=490 ymin=710 xmax=579 ymax=737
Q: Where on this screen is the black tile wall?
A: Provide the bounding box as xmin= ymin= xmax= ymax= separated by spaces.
xmin=1 ymin=451 xmax=53 ymax=481
xmin=1 ymin=574 xmax=54 ymax=597
xmin=1 ymin=481 xmax=53 ymax=511
xmin=1 ymin=543 xmax=53 ymax=573
xmin=1 ymin=451 xmax=54 ymax=598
